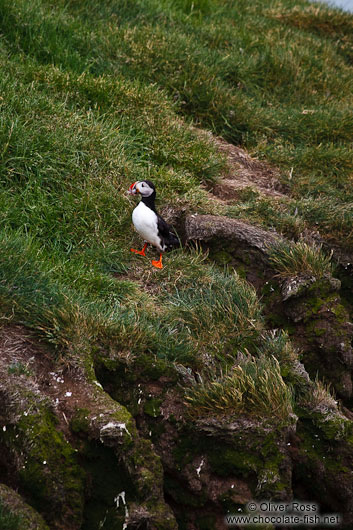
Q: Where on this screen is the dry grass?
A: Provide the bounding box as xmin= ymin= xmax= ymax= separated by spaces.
xmin=300 ymin=377 xmax=338 ymax=413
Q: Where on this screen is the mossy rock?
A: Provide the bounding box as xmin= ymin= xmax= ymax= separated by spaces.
xmin=209 ymin=248 xmax=233 ymax=266
xmin=208 ymin=446 xmax=260 ymax=478
xmin=70 ymin=408 xmax=91 ymax=434
xmin=310 ymin=411 xmax=353 ymax=443
xmin=174 ymin=421 xmax=292 ymax=502
xmin=1 ymin=405 xmax=85 ymax=528
xmin=144 ymin=397 xmax=162 ymax=418
xmin=0 ymin=483 xmax=49 ymax=530
xmin=293 ymin=416 xmax=353 ymax=519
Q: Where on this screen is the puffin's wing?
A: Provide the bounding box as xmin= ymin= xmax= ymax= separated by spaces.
xmin=157 ymin=214 xmax=172 ymax=238
xmin=157 ymin=214 xmax=179 ymax=249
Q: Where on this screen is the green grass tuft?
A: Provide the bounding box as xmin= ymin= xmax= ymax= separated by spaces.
xmin=185 ymin=354 xmax=294 ymax=420
xmin=267 ymin=240 xmax=333 ymax=279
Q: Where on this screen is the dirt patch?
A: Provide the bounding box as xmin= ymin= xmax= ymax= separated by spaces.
xmin=196 ymin=129 xmax=288 ymax=201
xmin=213 ymin=135 xmax=287 ymax=198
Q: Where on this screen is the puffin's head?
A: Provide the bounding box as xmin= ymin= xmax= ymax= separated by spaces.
xmin=127 ymin=180 xmax=156 ymax=197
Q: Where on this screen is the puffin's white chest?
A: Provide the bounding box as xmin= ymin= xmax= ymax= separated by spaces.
xmin=132 ymin=202 xmax=161 ymax=249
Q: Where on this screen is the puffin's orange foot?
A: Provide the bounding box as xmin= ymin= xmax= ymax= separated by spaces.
xmin=131 ymin=247 xmax=146 ymax=256
xmin=152 ymin=260 xmax=163 ymax=269
xmin=130 ymin=243 xmax=148 ymax=257
xmin=151 ymin=254 xmax=163 ymax=269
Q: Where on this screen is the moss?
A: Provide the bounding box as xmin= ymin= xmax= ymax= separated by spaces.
xmin=95 ymin=354 xmax=179 ymax=405
xmin=128 ymin=437 xmax=165 ymax=500
xmin=312 ymin=413 xmax=353 ymax=443
xmin=302 ymin=296 xmax=326 ymax=320
xmin=208 ymin=447 xmax=261 ymax=478
xmin=260 ymin=432 xmax=285 ymax=464
xmin=144 ymin=398 xmax=162 ymax=418
xmin=235 ymin=265 xmax=247 ymax=279
xmin=291 ymin=420 xmax=339 ymax=505
xmin=143 ymin=501 xmax=178 ymax=530
xmin=135 ymin=355 xmax=179 ymax=382
xmin=0 ymin=500 xmax=24 ymax=530
xmin=330 ymin=301 xmax=349 ymax=323
xmin=209 ymin=249 xmax=233 ymax=266
xmin=240 ymin=252 xmax=252 ymax=267
xmin=295 ymin=418 xmax=350 ymax=474
xmin=298 ymin=283 xmax=342 ymax=322
xmin=129 ymin=437 xmax=152 ymax=468
xmin=313 ymin=326 xmax=326 ymax=337
xmin=174 ymin=425 xmax=289 ymax=500
xmin=70 ymin=408 xmax=91 ymax=434
xmin=0 ymin=484 xmax=49 ymax=530
xmin=1 ymin=405 xmax=85 ymax=527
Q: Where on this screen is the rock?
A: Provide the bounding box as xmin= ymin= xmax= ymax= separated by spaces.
xmin=281 ymin=274 xmax=341 ymax=304
xmin=0 ymin=324 xmax=177 ymax=530
xmin=185 ymin=214 xmax=280 ymax=259
xmin=0 ymin=346 xmax=85 ymax=530
xmin=278 ymin=275 xmax=353 ymax=398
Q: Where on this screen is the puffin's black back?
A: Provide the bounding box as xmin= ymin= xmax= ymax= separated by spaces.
xmin=157 ymin=214 xmax=180 ymax=251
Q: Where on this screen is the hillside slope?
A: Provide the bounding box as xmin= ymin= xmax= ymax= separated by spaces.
xmin=0 ymin=0 xmax=353 ymax=529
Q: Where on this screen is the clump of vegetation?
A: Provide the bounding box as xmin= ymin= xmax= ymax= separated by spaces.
xmin=160 ymin=267 xmax=262 ymax=361
xmin=267 ymin=240 xmax=333 ymax=280
xmin=300 ymin=377 xmax=338 ymax=413
xmin=184 ymin=355 xmax=293 ymax=420
xmin=7 ymin=361 xmax=32 ymax=377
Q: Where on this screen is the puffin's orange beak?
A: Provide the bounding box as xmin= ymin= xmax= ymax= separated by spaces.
xmin=127 ymin=182 xmax=138 ymax=195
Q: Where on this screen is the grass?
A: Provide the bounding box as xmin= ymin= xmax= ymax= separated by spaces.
xmin=0 ymin=0 xmax=351 ymax=246
xmin=300 ymin=377 xmax=338 ymax=413
xmin=0 ymin=0 xmax=351 ymax=416
xmin=184 ymin=355 xmax=294 ymax=420
xmin=0 ymin=228 xmax=264 ymax=368
xmin=267 ymin=240 xmax=333 ymax=279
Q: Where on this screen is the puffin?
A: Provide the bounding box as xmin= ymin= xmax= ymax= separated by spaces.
xmin=127 ymin=180 xmax=179 ymax=269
